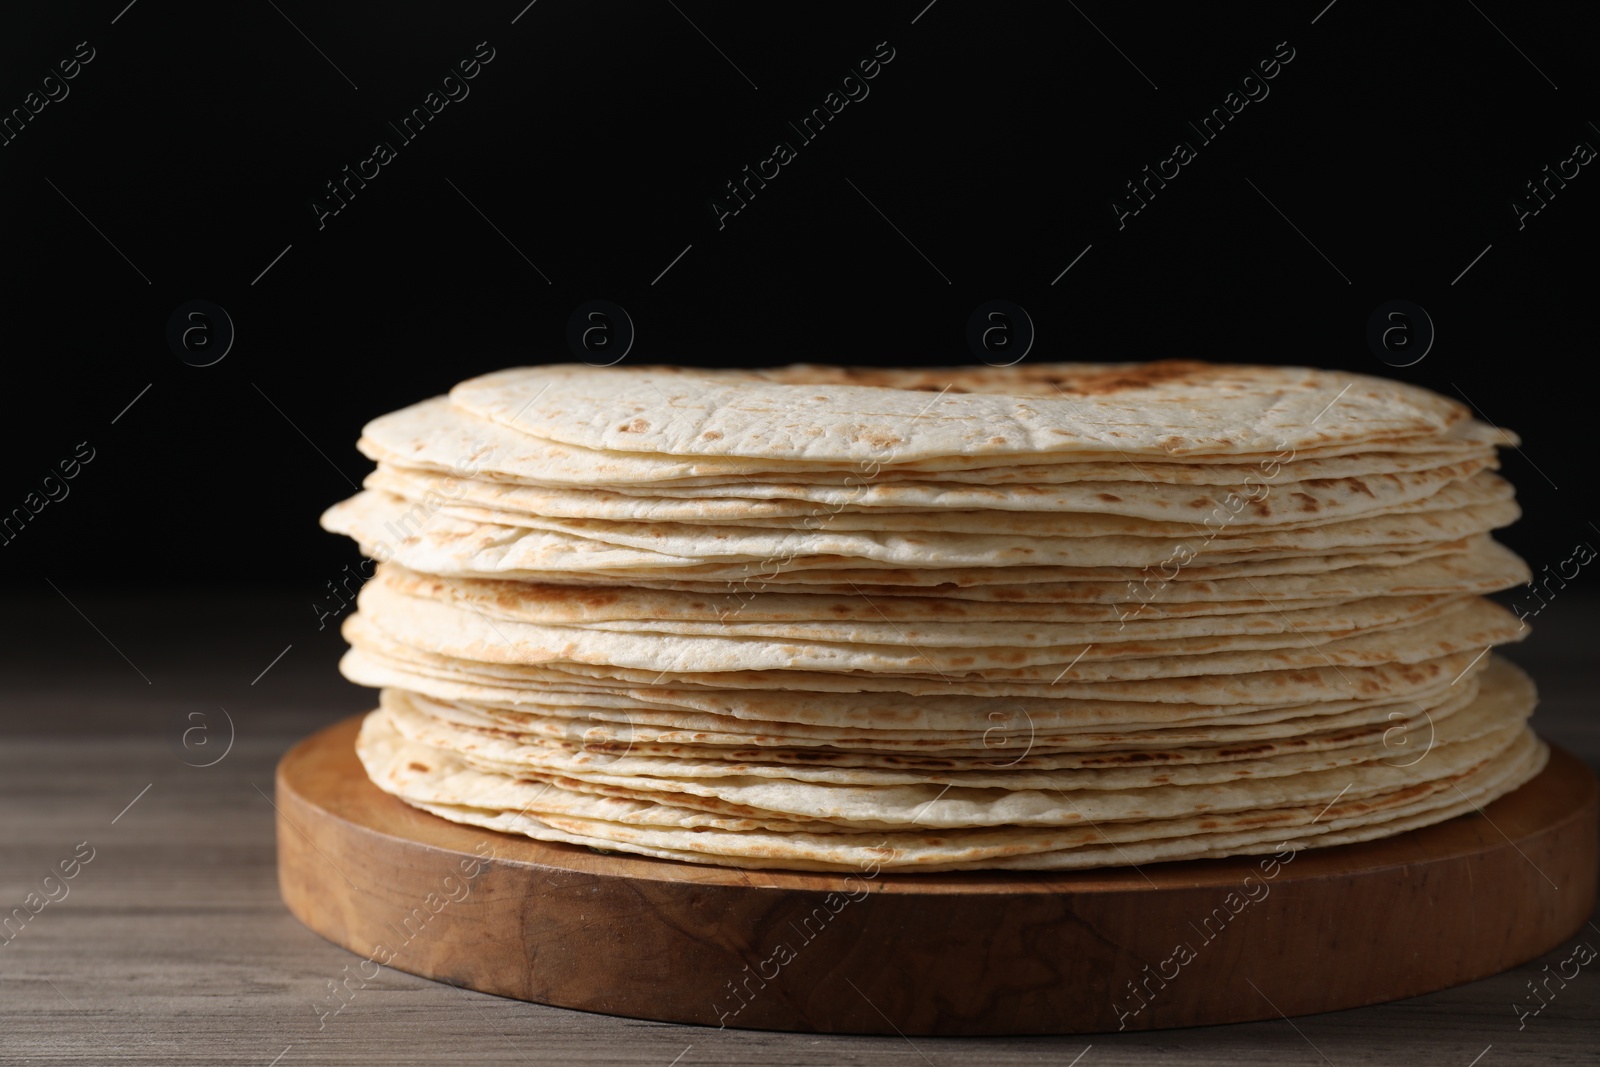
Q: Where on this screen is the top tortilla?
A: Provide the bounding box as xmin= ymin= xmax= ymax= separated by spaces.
xmin=447 ymin=362 xmax=1502 ymax=463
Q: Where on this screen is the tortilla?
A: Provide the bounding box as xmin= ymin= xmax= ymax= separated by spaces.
xmin=324 ymin=361 xmax=1539 ymax=872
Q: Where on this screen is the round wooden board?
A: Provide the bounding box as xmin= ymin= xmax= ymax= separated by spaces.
xmin=276 ymin=716 xmax=1598 ymax=1035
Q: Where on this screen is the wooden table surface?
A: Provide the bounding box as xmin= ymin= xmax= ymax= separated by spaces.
xmin=2 ymin=590 xmax=1596 ymax=1066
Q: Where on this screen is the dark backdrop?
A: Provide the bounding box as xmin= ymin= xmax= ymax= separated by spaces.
xmin=1 ymin=1 xmax=1593 ymax=594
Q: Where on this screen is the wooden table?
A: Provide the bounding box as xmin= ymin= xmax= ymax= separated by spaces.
xmin=3 ymin=591 xmax=1596 ymax=1065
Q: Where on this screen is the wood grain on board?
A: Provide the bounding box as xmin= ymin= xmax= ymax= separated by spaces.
xmin=276 ymin=715 xmax=1599 ymax=1036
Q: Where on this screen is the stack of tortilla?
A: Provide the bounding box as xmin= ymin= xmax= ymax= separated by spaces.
xmin=323 ymin=361 xmax=1542 ymax=872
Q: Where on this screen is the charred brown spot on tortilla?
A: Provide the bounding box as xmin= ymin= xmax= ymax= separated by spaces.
xmin=1046 ymin=360 xmax=1212 ymax=395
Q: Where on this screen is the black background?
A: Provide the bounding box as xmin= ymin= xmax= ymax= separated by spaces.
xmin=1 ymin=0 xmax=1594 ymax=596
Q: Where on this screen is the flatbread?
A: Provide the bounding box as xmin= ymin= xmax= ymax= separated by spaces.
xmin=327 ymin=360 xmax=1540 ymax=872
